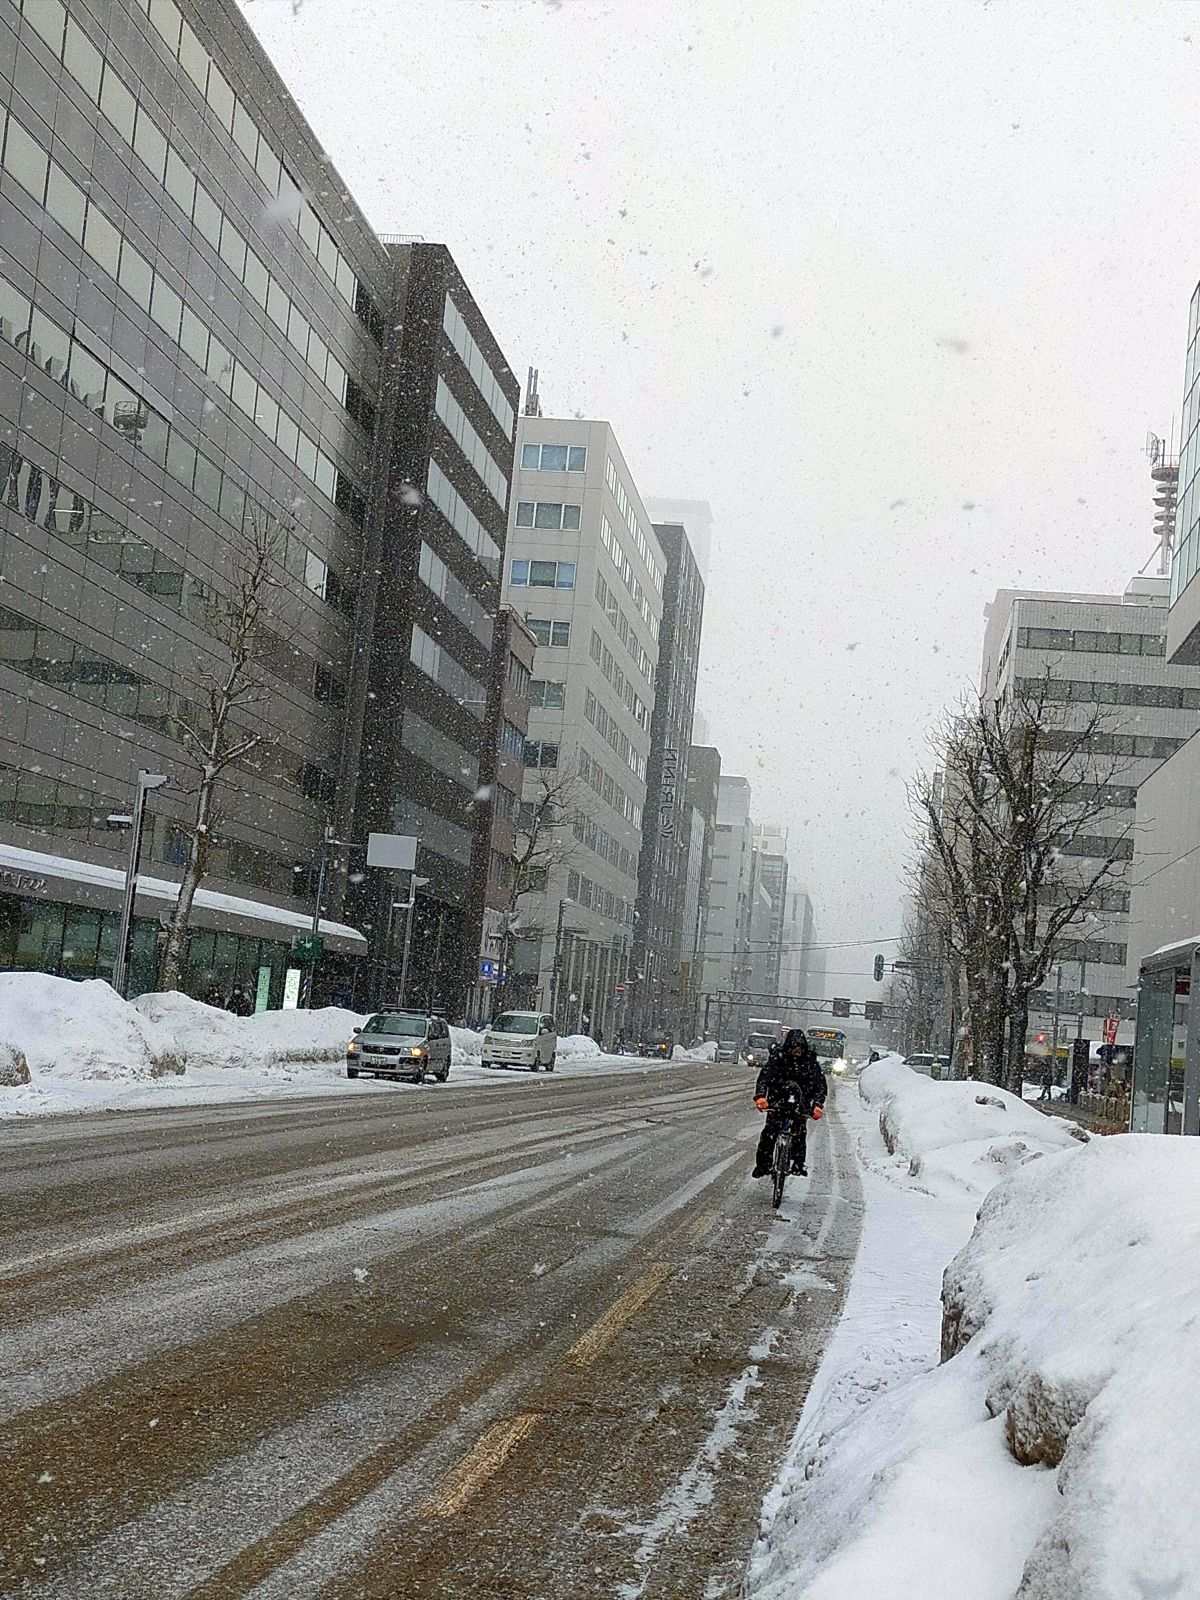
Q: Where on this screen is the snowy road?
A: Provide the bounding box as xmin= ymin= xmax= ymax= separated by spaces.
xmin=0 ymin=1061 xmax=862 ymax=1599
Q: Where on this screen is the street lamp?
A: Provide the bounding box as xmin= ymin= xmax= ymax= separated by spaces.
xmin=111 ymin=770 xmax=169 ymax=997
xmin=396 ymin=875 xmax=430 ymax=1008
xmin=549 ymin=897 xmax=572 ymax=1025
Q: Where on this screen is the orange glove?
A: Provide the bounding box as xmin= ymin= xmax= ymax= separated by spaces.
xmin=811 ymin=1105 xmax=824 ymax=1120
xmin=754 ymin=1096 xmax=769 ymax=1112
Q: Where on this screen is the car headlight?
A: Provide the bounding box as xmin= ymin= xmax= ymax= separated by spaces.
xmin=346 ymin=1040 xmax=359 ymax=1055
xmin=410 ymin=1045 xmax=425 ymax=1057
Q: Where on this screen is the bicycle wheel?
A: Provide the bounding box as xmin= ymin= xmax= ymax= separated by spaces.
xmin=771 ymin=1131 xmax=790 ymax=1209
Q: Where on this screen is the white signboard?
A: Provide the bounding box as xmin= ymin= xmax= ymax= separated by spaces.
xmin=366 ymin=832 xmax=418 ymax=871
xmin=282 ymin=968 xmax=301 ymax=1010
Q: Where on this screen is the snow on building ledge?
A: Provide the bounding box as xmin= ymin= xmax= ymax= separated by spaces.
xmin=0 ymin=843 xmax=366 ymax=953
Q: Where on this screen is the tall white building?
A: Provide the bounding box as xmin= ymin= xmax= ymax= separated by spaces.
xmin=501 ymin=417 xmax=665 ymax=1038
xmin=700 ymin=776 xmax=755 ymax=1035
xmin=980 ymin=575 xmax=1200 ymax=1044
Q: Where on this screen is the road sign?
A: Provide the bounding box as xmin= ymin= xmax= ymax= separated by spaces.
xmin=291 ymin=934 xmax=324 ymax=962
xmin=832 ymin=997 xmax=851 ymax=1018
xmin=479 ymin=958 xmax=496 ymax=981
xmin=864 ymin=1000 xmax=883 ymax=1022
xmin=366 ymin=832 xmax=417 ymax=870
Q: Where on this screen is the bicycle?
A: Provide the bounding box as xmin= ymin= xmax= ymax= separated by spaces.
xmin=769 ymin=1094 xmax=806 ymax=1210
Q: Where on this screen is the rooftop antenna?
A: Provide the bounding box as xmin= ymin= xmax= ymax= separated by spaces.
xmin=524 ymin=366 xmax=542 ymax=418
xmin=1145 ymin=431 xmax=1178 ymax=577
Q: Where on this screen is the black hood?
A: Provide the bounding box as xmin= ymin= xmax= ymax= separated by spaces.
xmin=782 ymin=1028 xmax=808 ymax=1053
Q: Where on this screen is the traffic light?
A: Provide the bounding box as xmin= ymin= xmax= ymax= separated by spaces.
xmin=873 ymin=954 xmax=885 ymax=983
xmin=1035 ymin=1032 xmax=1046 ymax=1045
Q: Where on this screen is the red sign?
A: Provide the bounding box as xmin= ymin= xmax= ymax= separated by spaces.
xmin=1103 ymin=1015 xmax=1119 ymax=1046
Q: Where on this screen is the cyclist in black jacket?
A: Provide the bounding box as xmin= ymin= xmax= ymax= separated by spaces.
xmin=752 ymin=1028 xmax=827 ymax=1178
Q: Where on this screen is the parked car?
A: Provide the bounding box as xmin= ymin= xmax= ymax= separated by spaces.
xmin=481 ymin=1011 xmax=557 ymax=1072
xmin=346 ymin=1012 xmax=451 ymax=1082
xmin=714 ymin=1039 xmax=740 ymax=1063
xmin=903 ymin=1052 xmax=941 ymax=1078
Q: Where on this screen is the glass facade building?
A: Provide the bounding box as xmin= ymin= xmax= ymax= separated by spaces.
xmin=0 ymin=0 xmax=516 ymax=1009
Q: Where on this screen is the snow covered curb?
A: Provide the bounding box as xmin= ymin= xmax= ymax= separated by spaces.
xmin=749 ymin=1064 xmax=1197 ymax=1599
xmin=858 ymin=1053 xmax=1082 ymax=1198
xmin=0 ymin=973 xmax=653 ymax=1119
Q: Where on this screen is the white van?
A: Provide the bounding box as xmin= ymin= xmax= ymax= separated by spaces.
xmin=481 ymin=1012 xmax=557 ymax=1072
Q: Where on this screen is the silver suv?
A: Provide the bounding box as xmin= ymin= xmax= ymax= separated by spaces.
xmin=347 ymin=1011 xmax=452 ymax=1083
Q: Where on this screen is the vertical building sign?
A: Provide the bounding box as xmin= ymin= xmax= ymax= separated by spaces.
xmin=659 ymin=746 xmax=678 ymax=838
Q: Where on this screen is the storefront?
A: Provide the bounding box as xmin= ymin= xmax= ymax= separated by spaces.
xmin=1131 ymin=939 xmax=1200 ymax=1135
xmin=0 ymin=843 xmax=365 ymax=1007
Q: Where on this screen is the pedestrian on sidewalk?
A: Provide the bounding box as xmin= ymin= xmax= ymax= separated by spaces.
xmin=1038 ymin=1056 xmax=1053 ymax=1101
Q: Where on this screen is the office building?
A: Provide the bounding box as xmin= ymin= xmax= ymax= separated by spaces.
xmin=501 ymin=416 xmax=665 ymax=1039
xmin=748 ymin=824 xmax=789 ymax=999
xmin=0 ymin=1 xmax=518 ymax=1009
xmin=981 ymin=575 xmax=1200 ymax=1052
xmin=779 ymin=883 xmax=814 ymax=1002
xmin=342 ymin=242 xmax=518 ymax=1013
xmin=678 ymin=742 xmax=720 ymax=1039
xmin=628 ymin=510 xmax=707 ymax=1037
xmin=1127 ymin=290 xmax=1200 ymax=1133
xmin=700 ymin=774 xmax=755 ymax=1037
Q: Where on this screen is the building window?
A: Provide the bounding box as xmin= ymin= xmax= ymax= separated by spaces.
xmin=520 ymin=443 xmax=587 ymax=473
xmin=499 ymin=719 xmax=526 ymax=759
xmin=514 ymin=501 xmax=582 ymax=531
xmin=523 ymin=740 xmax=559 ymax=769
xmin=526 ymin=619 xmax=571 ymax=647
xmin=509 ymin=559 xmax=576 ymax=589
xmin=507 ymin=653 xmax=531 ymax=697
xmin=529 ymin=680 xmax=566 ymax=709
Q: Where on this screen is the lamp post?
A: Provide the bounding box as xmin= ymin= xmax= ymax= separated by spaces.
xmin=111 ymin=769 xmax=169 ymax=997
xmin=549 ymin=897 xmax=571 ymax=1025
xmin=300 ymin=824 xmax=346 ymax=1009
xmin=397 ymin=875 xmax=430 ymax=1008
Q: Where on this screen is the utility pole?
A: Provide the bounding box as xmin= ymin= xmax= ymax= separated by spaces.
xmin=1049 ymin=963 xmax=1064 ymax=1084
xmin=549 ymin=897 xmax=571 ymax=1025
xmin=397 ymin=874 xmax=430 ymax=1009
xmin=111 ymin=769 xmax=169 ymax=998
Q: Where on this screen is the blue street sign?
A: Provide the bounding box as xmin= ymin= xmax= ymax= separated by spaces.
xmin=479 ymin=958 xmax=496 ymax=980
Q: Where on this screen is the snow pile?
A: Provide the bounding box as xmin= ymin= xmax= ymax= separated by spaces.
xmin=131 ymin=991 xmax=362 ymax=1072
xmin=751 ymin=1080 xmax=1200 ymax=1600
xmin=449 ymin=1025 xmax=485 ymax=1065
xmin=939 ymin=1136 xmax=1200 ymax=1598
xmin=674 ymin=1039 xmax=717 ymax=1061
xmin=858 ymin=1056 xmax=1081 ymax=1199
xmin=557 ymin=1033 xmax=602 ymax=1061
xmin=0 ymin=973 xmax=183 ymax=1082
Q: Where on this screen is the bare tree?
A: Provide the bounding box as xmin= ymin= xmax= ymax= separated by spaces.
xmin=501 ymin=769 xmax=584 ymax=1000
xmin=912 ymin=678 xmax=1133 ymax=1093
xmin=157 ymin=514 xmax=283 ymax=991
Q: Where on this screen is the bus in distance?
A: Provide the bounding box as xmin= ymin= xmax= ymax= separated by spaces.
xmin=808 ymin=1028 xmax=847 ymax=1069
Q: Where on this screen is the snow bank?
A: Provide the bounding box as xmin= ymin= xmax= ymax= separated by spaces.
xmin=939 ymin=1136 xmax=1200 ymax=1599
xmin=0 ymin=973 xmax=183 ymax=1081
xmin=131 ymin=990 xmax=363 ymax=1072
xmin=858 ymin=1056 xmax=1081 ymax=1199
xmin=752 ymin=1076 xmax=1200 ymax=1600
xmin=674 ymin=1039 xmax=717 ymax=1062
xmin=557 ymin=1033 xmax=602 ymax=1060
xmin=449 ymin=1025 xmax=484 ymax=1065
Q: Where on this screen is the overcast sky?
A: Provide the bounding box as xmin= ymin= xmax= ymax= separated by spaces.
xmin=243 ymin=0 xmax=1200 ymax=992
